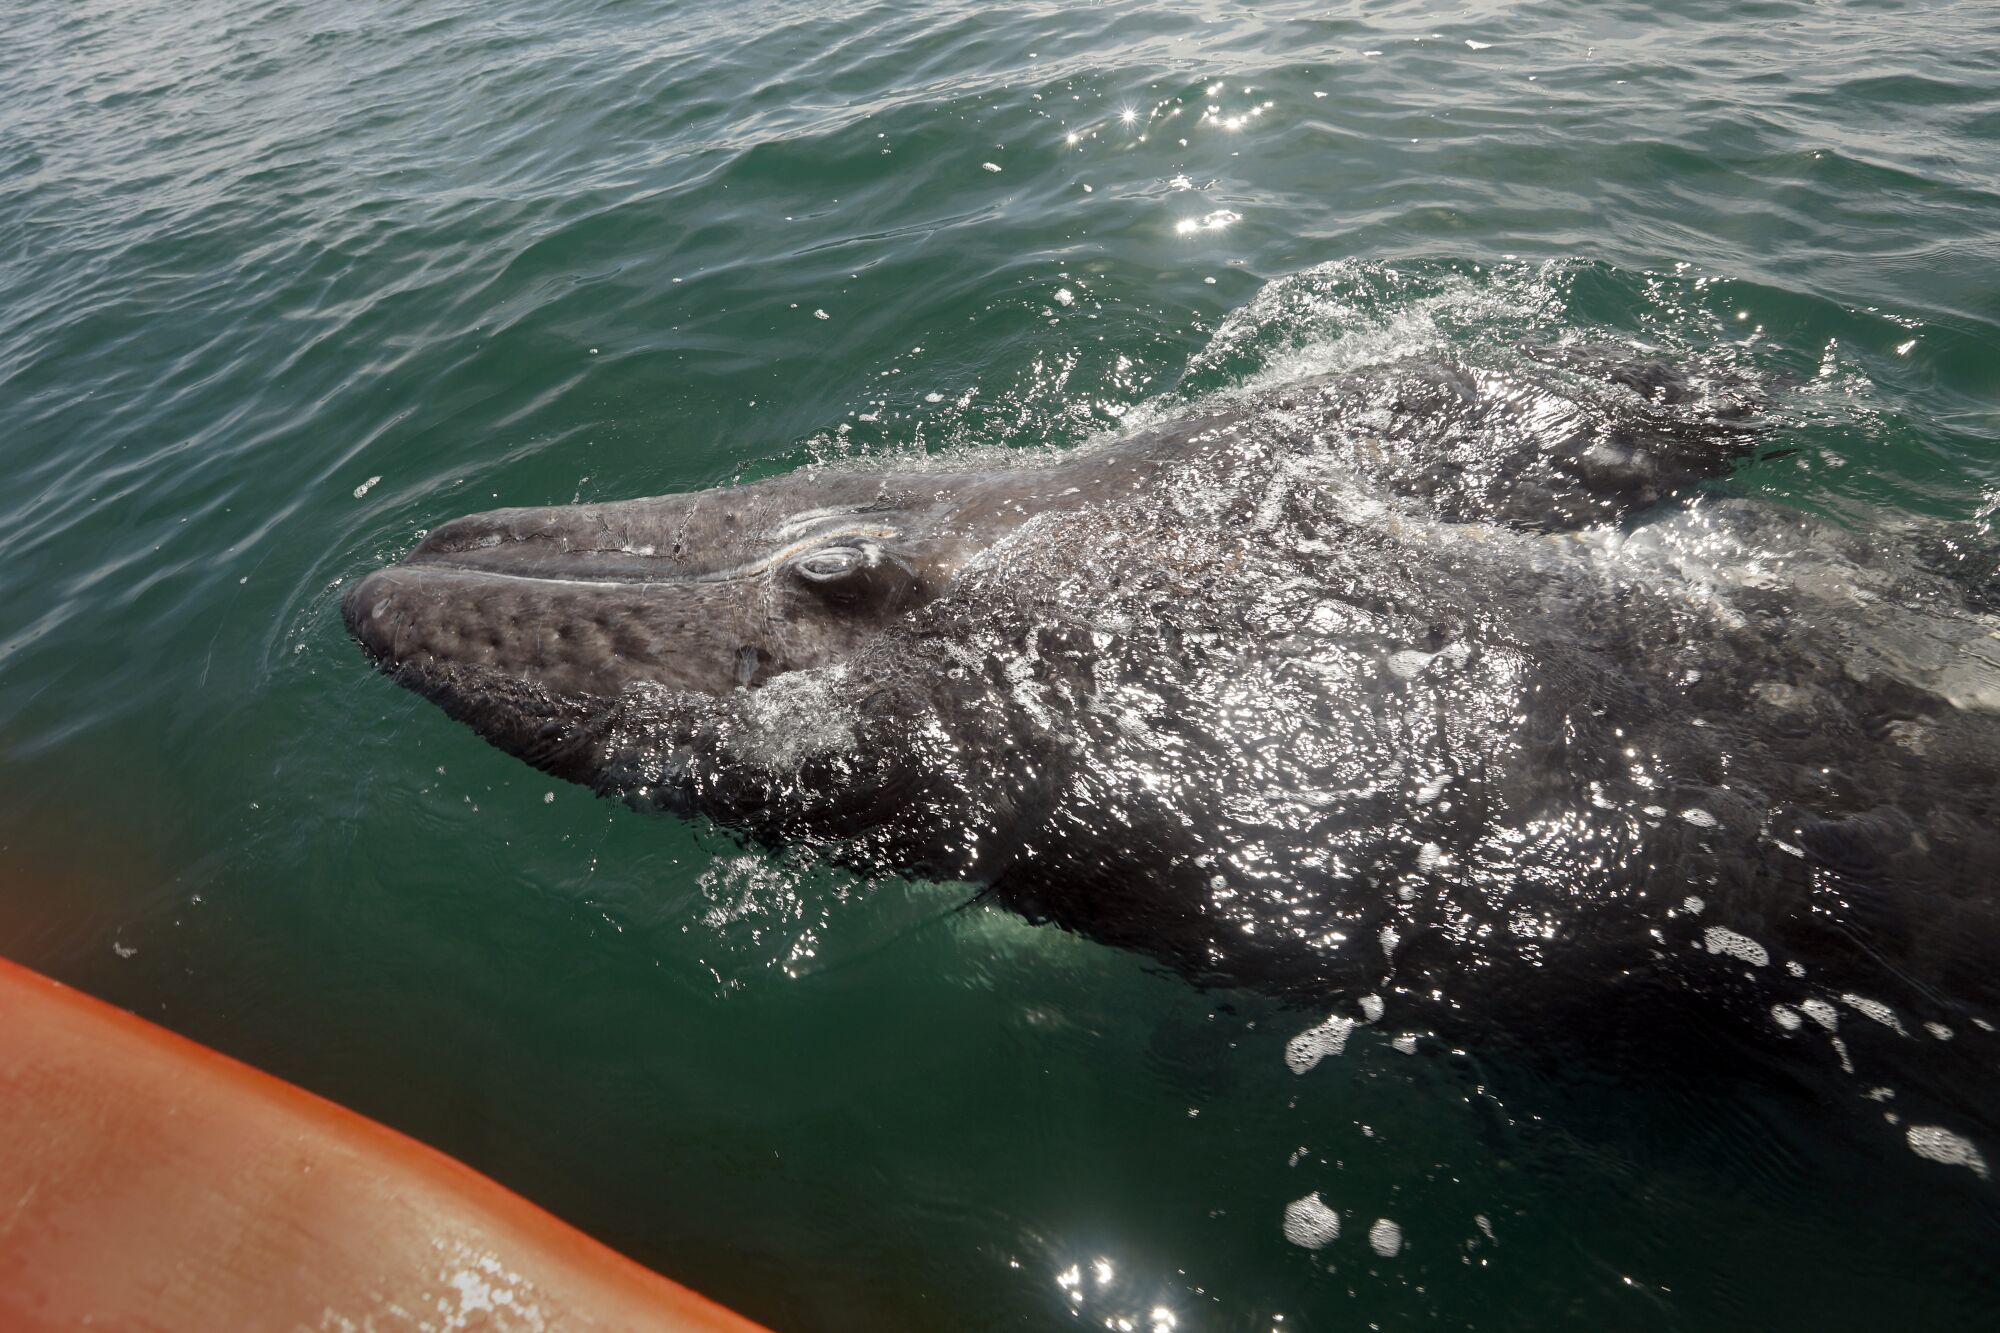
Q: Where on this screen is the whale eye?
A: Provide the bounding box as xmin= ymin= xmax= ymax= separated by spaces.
xmin=790 ymin=539 xmax=922 ymax=611
xmin=794 ymin=544 xmax=870 ymax=582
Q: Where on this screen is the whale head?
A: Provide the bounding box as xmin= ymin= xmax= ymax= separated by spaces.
xmin=347 ymin=470 xmax=963 ymax=790
xmin=338 ymin=453 xmax=1134 ymax=863
xmin=351 ymin=475 xmax=953 ymax=684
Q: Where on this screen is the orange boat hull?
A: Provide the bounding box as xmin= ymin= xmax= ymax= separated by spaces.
xmin=0 ymin=954 xmax=772 ymax=1331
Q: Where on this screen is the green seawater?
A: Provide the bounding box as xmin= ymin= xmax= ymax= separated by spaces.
xmin=3 ymin=1 xmax=1998 ymax=1328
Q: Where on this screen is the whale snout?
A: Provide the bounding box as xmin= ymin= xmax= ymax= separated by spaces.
xmin=342 ymin=558 xmax=711 ymax=700
xmin=341 ymin=568 xmax=402 ymax=667
xmin=342 ymin=472 xmax=965 ymax=717
xmin=341 ymin=496 xmax=714 ymax=696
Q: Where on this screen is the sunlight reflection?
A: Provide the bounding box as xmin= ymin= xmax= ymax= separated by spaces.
xmin=1046 ymin=1254 xmax=1188 ymax=1331
xmin=1174 ymin=209 xmax=1239 ymax=236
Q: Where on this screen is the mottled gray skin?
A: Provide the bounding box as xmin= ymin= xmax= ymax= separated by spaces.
xmin=346 ymin=351 xmax=2000 ymax=1155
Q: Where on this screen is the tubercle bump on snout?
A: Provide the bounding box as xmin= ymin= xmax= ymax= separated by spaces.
xmin=340 ymin=570 xmax=396 ymax=668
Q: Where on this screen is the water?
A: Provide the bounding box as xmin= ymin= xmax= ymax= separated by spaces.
xmin=3 ymin=1 xmax=1998 ymax=1328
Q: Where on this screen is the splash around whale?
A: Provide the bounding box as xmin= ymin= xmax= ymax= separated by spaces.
xmin=344 ymin=342 xmax=2000 ymax=1166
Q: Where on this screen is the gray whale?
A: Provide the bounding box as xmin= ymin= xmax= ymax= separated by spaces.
xmin=344 ymin=348 xmax=2000 ymax=1161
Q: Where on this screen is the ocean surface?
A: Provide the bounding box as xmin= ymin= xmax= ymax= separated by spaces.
xmin=3 ymin=1 xmax=1998 ymax=1328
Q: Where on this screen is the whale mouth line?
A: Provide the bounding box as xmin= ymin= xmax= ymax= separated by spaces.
xmin=398 ymin=524 xmax=905 ymax=590
xmin=395 ymin=563 xmax=714 ymax=590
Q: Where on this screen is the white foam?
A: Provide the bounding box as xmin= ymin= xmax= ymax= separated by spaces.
xmin=1703 ymin=926 xmax=1769 ymax=967
xmin=1285 ymin=1015 xmax=1355 ymax=1072
xmin=1906 ymin=1125 xmax=1988 ymax=1178
xmin=1386 ymin=649 xmax=1434 ymax=679
xmin=1840 ymin=993 xmax=1907 ymax=1035
xmin=731 ymin=667 xmax=857 ymax=768
xmin=1282 ymin=1192 xmax=1341 ymax=1249
xmin=1368 ymin=1218 xmax=1403 ymax=1257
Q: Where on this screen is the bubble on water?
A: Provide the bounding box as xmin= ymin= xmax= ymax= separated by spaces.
xmin=1703 ymin=926 xmax=1768 ymax=967
xmin=543 ymin=791 xmax=554 ymax=804
xmin=1771 ymin=1004 xmax=1803 ymax=1031
xmin=1840 ymin=993 xmax=1907 ymax=1034
xmin=1282 ymin=1192 xmax=1341 ymax=1249
xmin=814 ymin=309 xmax=830 ymax=320
xmin=353 ymin=475 xmax=382 ymax=499
xmin=1906 ymin=1125 xmax=1988 ymax=1178
xmin=981 ymin=161 xmax=1002 ymax=172
xmin=1285 ymin=1014 xmax=1354 ymax=1072
xmin=1368 ymin=1218 xmax=1403 ymax=1257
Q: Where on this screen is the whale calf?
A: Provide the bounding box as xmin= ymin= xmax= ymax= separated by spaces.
xmin=345 ymin=347 xmax=2000 ymax=1155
